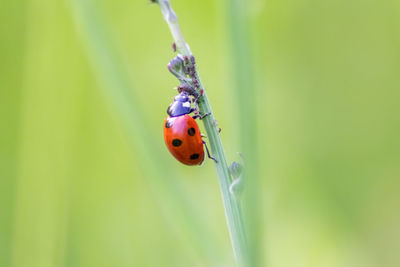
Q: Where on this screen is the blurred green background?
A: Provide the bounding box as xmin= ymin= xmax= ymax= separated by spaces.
xmin=1 ymin=0 xmax=399 ymax=266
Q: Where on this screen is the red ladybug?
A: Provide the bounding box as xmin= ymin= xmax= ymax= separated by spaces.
xmin=163 ymin=91 xmax=216 ymax=165
xmin=164 ymin=115 xmax=205 ymax=165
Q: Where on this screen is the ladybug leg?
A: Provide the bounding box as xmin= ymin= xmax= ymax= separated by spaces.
xmin=199 ymin=112 xmax=210 ymax=120
xmin=189 ymin=108 xmax=198 ymax=118
xmin=203 ymin=140 xmax=218 ymax=163
xmin=192 ymin=112 xmax=210 ymax=120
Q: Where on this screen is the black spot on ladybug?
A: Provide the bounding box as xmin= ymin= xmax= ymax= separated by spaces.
xmin=188 ymin=127 xmax=196 ymax=136
xmin=165 ymin=120 xmax=172 ymax=128
xmin=172 ymin=139 xmax=182 ymax=147
xmin=190 ymin=153 xmax=200 ymax=160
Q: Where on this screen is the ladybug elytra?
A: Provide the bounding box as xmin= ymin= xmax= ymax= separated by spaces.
xmin=163 ymin=91 xmax=215 ymax=165
xmin=164 ymin=115 xmax=205 ymax=165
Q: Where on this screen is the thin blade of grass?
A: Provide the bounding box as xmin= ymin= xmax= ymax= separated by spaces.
xmin=156 ymin=1 xmax=249 ymax=265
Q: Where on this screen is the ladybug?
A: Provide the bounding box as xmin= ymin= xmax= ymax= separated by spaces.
xmin=164 ymin=91 xmax=215 ymax=165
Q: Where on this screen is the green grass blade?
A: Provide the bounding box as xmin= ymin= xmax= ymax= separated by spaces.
xmin=156 ymin=0 xmax=250 ymax=265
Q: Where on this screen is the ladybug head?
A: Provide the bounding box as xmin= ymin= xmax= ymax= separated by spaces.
xmin=167 ymin=92 xmax=193 ymax=117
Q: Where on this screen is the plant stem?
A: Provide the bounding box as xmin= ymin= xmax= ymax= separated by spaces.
xmin=155 ymin=0 xmax=249 ymax=265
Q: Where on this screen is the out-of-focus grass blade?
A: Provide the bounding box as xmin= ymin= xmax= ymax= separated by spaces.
xmin=11 ymin=1 xmax=77 ymax=266
xmin=68 ymin=0 xmax=220 ymax=261
xmin=226 ymin=0 xmax=262 ymax=266
xmin=0 ymin=1 xmax=26 ymax=267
